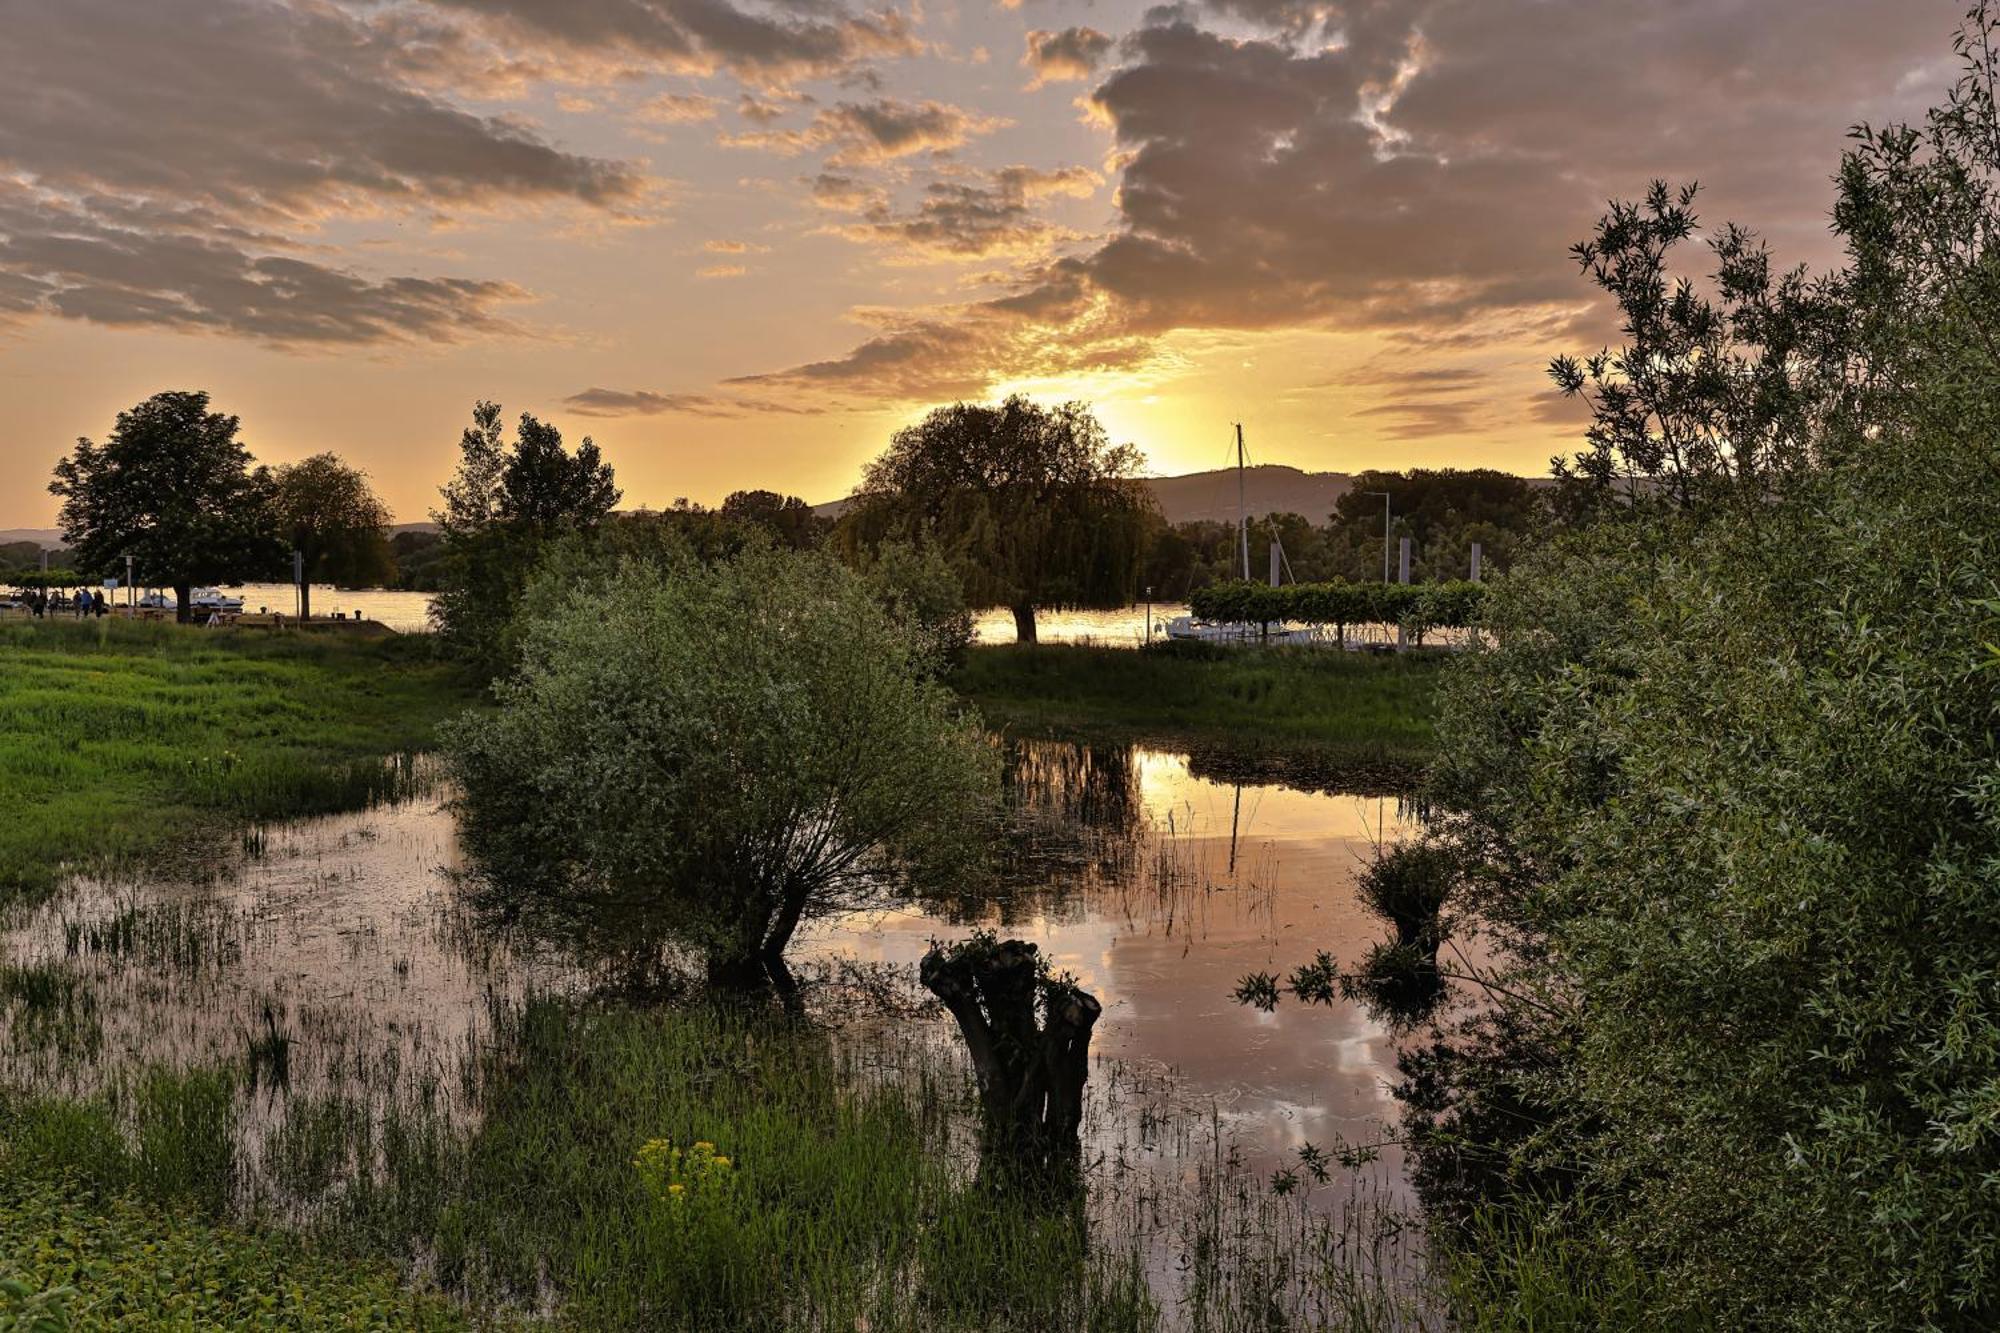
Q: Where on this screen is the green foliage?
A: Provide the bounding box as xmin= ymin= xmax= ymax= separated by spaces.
xmin=0 ymin=1174 xmax=468 ymax=1331
xmin=846 ymin=396 xmax=1154 ymax=639
xmin=1327 ymin=469 xmax=1544 ymax=579
xmin=1425 ymin=463 xmax=2000 ymax=1324
xmin=858 ymin=538 xmax=974 ymax=672
xmin=0 ymin=619 xmax=477 ymax=901
xmin=444 ymin=546 xmax=997 ymax=971
xmin=48 ymin=391 xmax=284 ymax=622
xmin=0 ymin=1276 xmax=74 ymax=1333
xmin=718 ymin=490 xmax=830 ymax=549
xmin=430 ymin=400 xmax=621 ymax=672
xmin=1439 ymin=1200 xmax=1671 ymax=1332
xmin=1413 ymin=19 xmax=2000 ymax=1304
xmin=269 ymin=453 xmax=395 ymax=619
xmin=1187 ymin=579 xmax=1486 ymax=639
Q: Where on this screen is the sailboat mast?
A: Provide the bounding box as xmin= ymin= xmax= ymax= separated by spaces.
xmin=1236 ymin=423 xmax=1249 ymax=581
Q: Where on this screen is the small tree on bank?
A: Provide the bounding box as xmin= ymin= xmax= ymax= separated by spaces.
xmin=270 ymin=454 xmax=394 ymax=620
xmin=443 ymin=545 xmax=997 ymax=989
xmin=848 ymin=397 xmax=1154 ymax=643
xmin=431 ymin=400 xmax=620 ymax=672
xmin=49 ymin=391 xmax=280 ymax=623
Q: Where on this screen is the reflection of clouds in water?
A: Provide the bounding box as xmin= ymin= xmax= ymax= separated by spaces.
xmin=803 ymin=741 xmax=1418 ymax=1201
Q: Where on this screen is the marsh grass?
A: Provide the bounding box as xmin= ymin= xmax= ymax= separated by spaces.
xmin=0 ymin=618 xmax=476 ymax=901
xmin=954 ymin=643 xmax=1441 ymax=775
xmin=1 ymin=979 xmax=1439 ymax=1331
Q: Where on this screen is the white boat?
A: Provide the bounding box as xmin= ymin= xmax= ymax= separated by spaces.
xmin=139 ymin=587 xmax=245 ymax=613
xmin=1163 ymin=615 xmax=1329 ymax=647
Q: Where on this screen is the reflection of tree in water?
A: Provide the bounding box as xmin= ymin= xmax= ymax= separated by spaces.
xmin=920 ymin=738 xmax=1144 ymax=926
xmin=1183 ymin=744 xmax=1416 ymax=800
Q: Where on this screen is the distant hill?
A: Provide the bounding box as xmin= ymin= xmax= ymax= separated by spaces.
xmin=1141 ymin=465 xmax=1356 ymax=525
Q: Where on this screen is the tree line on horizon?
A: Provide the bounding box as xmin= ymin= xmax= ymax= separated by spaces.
xmin=27 ymin=382 xmax=1550 ymax=634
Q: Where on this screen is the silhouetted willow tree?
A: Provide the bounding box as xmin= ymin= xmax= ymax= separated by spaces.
xmin=445 ymin=546 xmax=997 ymax=995
xmin=270 ymin=453 xmax=394 ymax=620
xmin=846 ymin=397 xmax=1155 ymax=643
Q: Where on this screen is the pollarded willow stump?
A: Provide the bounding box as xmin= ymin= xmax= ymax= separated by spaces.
xmin=921 ymin=936 xmax=1102 ymax=1185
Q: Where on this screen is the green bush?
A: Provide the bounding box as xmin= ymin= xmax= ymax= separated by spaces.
xmin=1188 ymin=579 xmax=1486 ymax=637
xmin=445 ymin=545 xmax=997 ymax=975
xmin=1421 ymin=456 xmax=2000 ymax=1325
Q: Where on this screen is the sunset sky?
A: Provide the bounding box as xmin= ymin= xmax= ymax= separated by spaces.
xmin=0 ymin=0 xmax=1958 ymax=527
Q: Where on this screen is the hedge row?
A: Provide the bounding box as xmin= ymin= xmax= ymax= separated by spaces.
xmin=1188 ymin=579 xmax=1486 ymax=631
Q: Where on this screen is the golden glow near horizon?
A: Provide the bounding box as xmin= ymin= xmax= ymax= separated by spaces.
xmin=0 ymin=0 xmax=1946 ymax=527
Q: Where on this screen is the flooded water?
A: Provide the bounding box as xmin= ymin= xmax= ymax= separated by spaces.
xmin=0 ymin=737 xmax=1424 ymax=1314
xmin=212 ymin=589 xmax=1191 ymax=644
xmin=226 ymin=583 xmax=437 ymax=632
xmin=801 ymin=741 xmax=1414 ymax=1191
xmin=969 ymin=604 xmax=1190 ymax=646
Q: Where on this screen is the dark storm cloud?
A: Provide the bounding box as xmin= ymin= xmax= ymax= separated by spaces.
xmin=0 ymin=0 xmax=643 ymax=347
xmin=1023 ymin=27 xmax=1114 ymax=87
xmin=747 ymin=0 xmax=1953 ymax=412
xmin=416 ymin=0 xmax=921 ymax=86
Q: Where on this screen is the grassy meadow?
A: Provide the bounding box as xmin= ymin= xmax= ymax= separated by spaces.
xmin=954 ymin=641 xmax=1443 ymax=774
xmin=0 ymin=619 xmax=478 ymax=901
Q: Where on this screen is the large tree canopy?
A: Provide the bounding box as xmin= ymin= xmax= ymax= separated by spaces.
xmin=49 ymin=390 xmax=280 ymax=623
xmin=271 ymin=453 xmax=394 ymax=620
xmin=849 ymin=396 xmax=1154 ymax=642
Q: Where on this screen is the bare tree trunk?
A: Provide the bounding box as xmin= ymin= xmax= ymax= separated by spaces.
xmin=299 ymin=576 xmax=312 ymax=622
xmin=175 ymin=584 xmax=192 ymax=625
xmin=1011 ymin=604 xmax=1038 ymax=644
xmin=762 ymin=875 xmax=810 ymax=964
xmin=922 ymin=938 xmax=1101 ymax=1185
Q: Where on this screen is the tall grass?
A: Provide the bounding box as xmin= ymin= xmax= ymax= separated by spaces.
xmin=0 ymin=619 xmax=477 ymax=901
xmin=953 ymin=642 xmax=1442 ymax=776
xmin=302 ymin=998 xmax=1165 ymax=1331
xmin=1 ymin=987 xmax=1440 ymax=1330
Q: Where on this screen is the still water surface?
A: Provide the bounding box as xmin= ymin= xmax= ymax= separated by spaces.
xmin=226 ymin=585 xmax=1194 ymax=645
xmin=0 ymin=737 xmax=1421 ymax=1306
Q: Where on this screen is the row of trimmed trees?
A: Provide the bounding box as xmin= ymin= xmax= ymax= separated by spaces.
xmin=47 ymin=391 xmax=392 ymax=622
xmin=1188 ymin=579 xmax=1486 ymax=639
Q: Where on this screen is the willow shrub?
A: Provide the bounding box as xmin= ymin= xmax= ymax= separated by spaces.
xmin=1422 ymin=439 xmax=2000 ymax=1327
xmin=443 ymin=545 xmax=998 ymax=977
